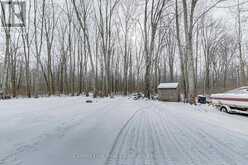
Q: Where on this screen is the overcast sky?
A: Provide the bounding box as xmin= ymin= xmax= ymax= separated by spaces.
xmin=212 ymin=0 xmax=248 ymax=22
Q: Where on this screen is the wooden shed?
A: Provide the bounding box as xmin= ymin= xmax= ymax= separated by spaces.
xmin=158 ymin=83 xmax=180 ymax=102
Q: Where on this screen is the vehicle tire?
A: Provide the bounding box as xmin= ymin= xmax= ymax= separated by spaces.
xmin=220 ymin=106 xmax=228 ymax=113
xmin=220 ymin=106 xmax=231 ymax=113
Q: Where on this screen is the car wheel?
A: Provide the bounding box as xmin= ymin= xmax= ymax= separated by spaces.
xmin=220 ymin=106 xmax=228 ymax=113
xmin=220 ymin=106 xmax=232 ymax=114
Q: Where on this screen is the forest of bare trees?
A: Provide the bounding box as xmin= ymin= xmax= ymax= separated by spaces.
xmin=0 ymin=0 xmax=248 ymax=101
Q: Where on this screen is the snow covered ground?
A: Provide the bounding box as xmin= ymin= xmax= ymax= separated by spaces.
xmin=1 ymin=96 xmax=248 ymax=165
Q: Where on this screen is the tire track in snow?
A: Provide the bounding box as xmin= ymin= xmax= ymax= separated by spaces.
xmin=157 ymin=103 xmax=240 ymax=164
xmin=105 ymin=102 xmax=205 ymax=165
xmin=147 ymin=109 xmax=164 ymax=165
xmin=128 ymin=109 xmax=143 ymax=165
xmin=155 ymin=103 xmax=248 ymax=165
xmin=173 ymin=114 xmax=248 ymax=164
xmin=148 ymin=108 xmax=178 ymax=165
xmin=157 ymin=106 xmax=232 ymax=165
xmin=159 ymin=108 xmax=214 ymax=164
xmin=134 ymin=111 xmax=146 ymax=165
xmin=113 ymin=107 xmax=141 ymax=165
xmin=105 ymin=103 xmax=161 ymax=165
xmin=105 ymin=103 xmax=193 ymax=165
xmin=188 ymin=116 xmax=248 ymax=156
xmin=143 ymin=110 xmax=157 ymax=165
xmin=159 ymin=111 xmax=218 ymax=164
xmin=137 ymin=111 xmax=146 ymax=165
xmin=153 ymin=106 xmax=197 ymax=165
xmin=104 ymin=107 xmax=144 ymax=165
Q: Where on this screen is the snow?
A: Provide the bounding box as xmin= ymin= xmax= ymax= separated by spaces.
xmin=157 ymin=83 xmax=179 ymax=89
xmin=1 ymin=96 xmax=248 ymax=165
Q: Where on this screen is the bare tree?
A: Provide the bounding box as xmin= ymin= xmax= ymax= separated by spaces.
xmin=144 ymin=0 xmax=167 ymax=98
xmin=237 ymin=0 xmax=246 ymax=86
xmin=0 ymin=2 xmax=11 ymax=97
xmin=34 ymin=0 xmax=47 ymax=97
xmin=175 ymin=0 xmax=188 ymax=100
xmin=44 ymin=0 xmax=58 ymax=95
xmin=72 ymin=0 xmax=98 ymax=97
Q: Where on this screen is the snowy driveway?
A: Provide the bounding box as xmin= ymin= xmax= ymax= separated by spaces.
xmin=1 ymin=97 xmax=248 ymax=165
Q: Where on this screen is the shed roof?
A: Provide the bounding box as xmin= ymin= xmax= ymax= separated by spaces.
xmin=158 ymin=83 xmax=179 ymax=89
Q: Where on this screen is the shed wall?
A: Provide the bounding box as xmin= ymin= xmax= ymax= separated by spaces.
xmin=158 ymin=88 xmax=179 ymax=102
